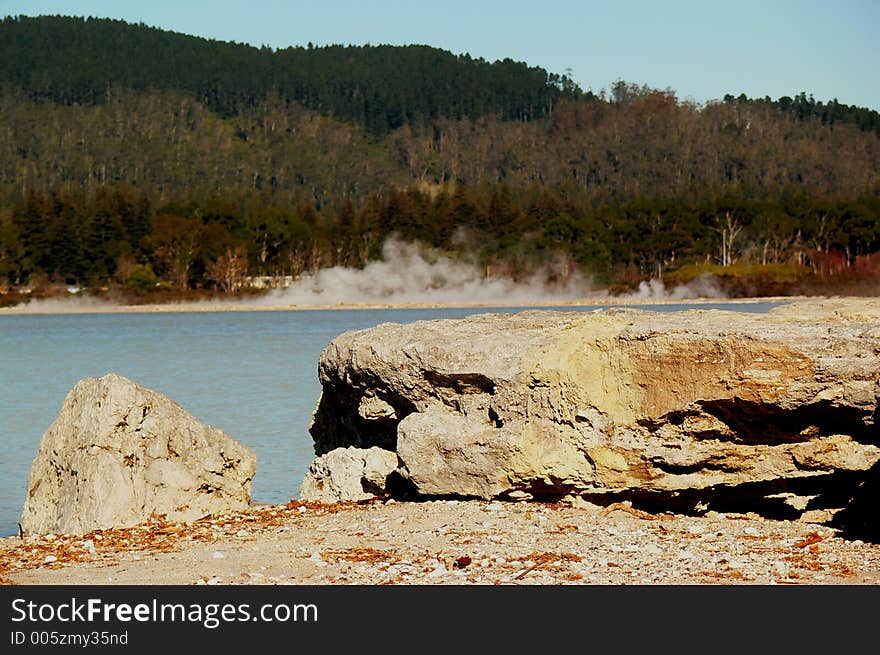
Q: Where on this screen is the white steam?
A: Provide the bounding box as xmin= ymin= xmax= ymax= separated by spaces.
xmin=262 ymin=238 xmax=724 ymax=306
xmin=3 ymin=295 xmax=114 ymax=314
xmin=615 ymin=276 xmax=725 ymax=301
xmin=262 ymin=239 xmax=592 ymax=305
xmin=2 ymin=239 xmax=727 ymax=313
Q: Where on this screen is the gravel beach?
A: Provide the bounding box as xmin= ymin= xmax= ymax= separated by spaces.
xmin=3 ymin=498 xmax=877 ymax=585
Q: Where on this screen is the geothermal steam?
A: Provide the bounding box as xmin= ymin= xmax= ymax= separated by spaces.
xmin=4 ymin=238 xmax=724 ymax=312
xmin=263 ymin=238 xmax=722 ymax=306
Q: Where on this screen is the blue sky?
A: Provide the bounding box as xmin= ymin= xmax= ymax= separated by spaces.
xmin=2 ymin=0 xmax=877 ymax=109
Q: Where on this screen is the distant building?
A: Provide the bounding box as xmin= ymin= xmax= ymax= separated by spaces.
xmin=244 ymin=275 xmax=296 ymax=289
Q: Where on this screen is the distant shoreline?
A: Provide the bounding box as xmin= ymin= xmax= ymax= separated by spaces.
xmin=0 ymin=295 xmax=805 ymax=316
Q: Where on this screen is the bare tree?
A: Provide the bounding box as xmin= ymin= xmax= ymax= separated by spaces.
xmin=143 ymin=214 xmax=203 ymax=289
xmin=288 ymin=246 xmax=306 ymax=279
xmin=713 ymin=211 xmax=743 ymax=267
xmin=207 ymin=246 xmax=248 ymax=293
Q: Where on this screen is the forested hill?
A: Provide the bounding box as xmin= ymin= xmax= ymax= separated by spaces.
xmin=0 ymin=15 xmax=878 ymax=297
xmin=0 ymin=15 xmax=580 ymax=132
xmin=4 ymin=15 xmax=880 ymax=138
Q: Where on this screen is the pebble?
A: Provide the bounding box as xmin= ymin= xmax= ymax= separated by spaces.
xmin=10 ymin=499 xmax=880 ymax=586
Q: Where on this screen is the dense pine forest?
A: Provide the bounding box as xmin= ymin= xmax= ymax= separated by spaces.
xmin=1 ymin=15 xmax=879 ymax=302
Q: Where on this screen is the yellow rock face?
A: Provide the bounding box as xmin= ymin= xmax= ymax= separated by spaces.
xmin=311 ymin=300 xmax=880 ymax=514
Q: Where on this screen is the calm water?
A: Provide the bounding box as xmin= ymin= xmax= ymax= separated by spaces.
xmin=0 ymin=301 xmax=780 ymax=536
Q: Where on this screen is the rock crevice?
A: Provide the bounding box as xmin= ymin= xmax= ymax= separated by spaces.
xmin=305 ymin=300 xmax=880 ymax=523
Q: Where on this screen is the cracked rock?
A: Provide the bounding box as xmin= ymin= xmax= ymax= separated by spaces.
xmin=300 ymin=446 xmax=397 ymax=503
xmin=307 ymin=299 xmax=880 ymax=520
xmin=20 ymin=374 xmax=256 ymax=536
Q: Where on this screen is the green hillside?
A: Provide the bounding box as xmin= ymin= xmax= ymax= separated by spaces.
xmin=0 ymin=15 xmax=878 ymax=299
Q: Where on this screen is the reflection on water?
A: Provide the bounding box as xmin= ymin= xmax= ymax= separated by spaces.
xmin=0 ymin=301 xmax=780 ymax=535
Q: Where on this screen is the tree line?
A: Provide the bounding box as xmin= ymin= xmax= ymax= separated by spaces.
xmin=0 ymin=15 xmax=878 ymax=298
xmin=2 ymin=86 xmax=878 ymax=207
xmin=2 ymin=183 xmax=877 ymax=295
xmin=4 ymin=17 xmax=877 ymax=138
xmin=0 ymin=15 xmax=579 ymax=133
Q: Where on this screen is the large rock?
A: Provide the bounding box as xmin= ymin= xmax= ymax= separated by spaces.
xmin=307 ymin=299 xmax=880 ymax=517
xmin=21 ymin=374 xmax=257 ymax=536
xmin=300 ymin=446 xmax=398 ymax=503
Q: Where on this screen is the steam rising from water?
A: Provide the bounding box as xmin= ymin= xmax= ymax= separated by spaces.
xmin=3 ymin=296 xmax=115 ymax=314
xmin=619 ymin=276 xmax=725 ymax=301
xmin=263 ymin=239 xmax=594 ymax=305
xmin=5 ymin=239 xmax=725 ymax=312
xmin=262 ymin=239 xmax=724 ymax=306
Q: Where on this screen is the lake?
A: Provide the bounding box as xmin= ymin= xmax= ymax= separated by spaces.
xmin=0 ymin=301 xmax=781 ymax=536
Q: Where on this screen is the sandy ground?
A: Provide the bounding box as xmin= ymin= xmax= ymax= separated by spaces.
xmin=2 ymin=499 xmax=878 ymax=586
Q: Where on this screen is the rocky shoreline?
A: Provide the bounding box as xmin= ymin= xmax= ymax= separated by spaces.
xmin=304 ymin=299 xmax=880 ymax=537
xmin=3 ymin=298 xmax=879 ymax=585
